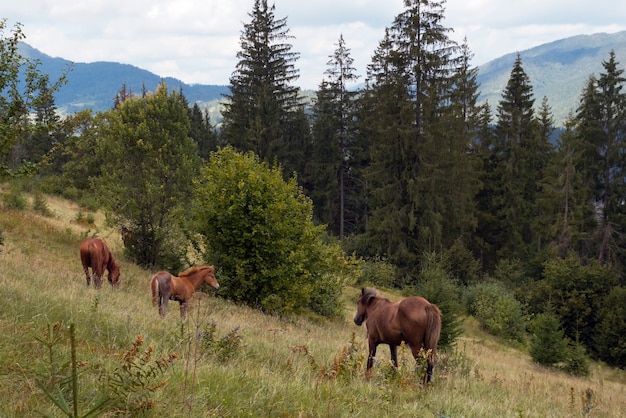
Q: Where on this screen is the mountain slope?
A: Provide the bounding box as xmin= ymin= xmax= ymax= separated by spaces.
xmin=477 ymin=31 xmax=626 ymax=125
xmin=19 ymin=30 xmax=626 ymax=126
xmin=18 ymin=42 xmax=230 ymax=115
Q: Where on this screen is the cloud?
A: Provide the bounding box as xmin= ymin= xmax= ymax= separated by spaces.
xmin=5 ymin=0 xmax=626 ymax=90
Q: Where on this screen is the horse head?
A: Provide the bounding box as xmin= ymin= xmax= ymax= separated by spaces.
xmin=109 ymin=264 xmax=121 ymax=288
xmin=354 ymin=288 xmax=376 ymax=326
xmin=202 ymin=265 xmax=220 ymax=290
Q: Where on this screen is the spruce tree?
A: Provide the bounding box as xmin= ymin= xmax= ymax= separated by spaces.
xmin=188 ymin=103 xmax=219 ymax=160
xmin=575 ymin=52 xmax=626 ymax=266
xmin=361 ymin=0 xmax=480 ymax=277
xmin=487 ymin=54 xmax=544 ymax=263
xmin=530 ymin=307 xmax=567 ymax=367
xmin=308 ymin=35 xmax=360 ymax=238
xmin=221 ymin=0 xmax=305 ymax=175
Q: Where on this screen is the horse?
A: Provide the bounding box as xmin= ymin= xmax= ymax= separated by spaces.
xmin=150 ymin=265 xmax=219 ymax=319
xmin=353 ymin=288 xmax=441 ymax=383
xmin=79 ymin=237 xmax=121 ymax=288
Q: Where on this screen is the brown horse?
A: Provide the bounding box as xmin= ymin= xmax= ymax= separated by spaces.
xmin=353 ymin=288 xmax=441 ymax=383
xmin=79 ymin=237 xmax=121 ymax=288
xmin=150 ymin=265 xmax=219 ymax=319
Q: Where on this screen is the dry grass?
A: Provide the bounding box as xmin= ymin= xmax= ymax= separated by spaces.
xmin=0 ymin=187 xmax=625 ymax=417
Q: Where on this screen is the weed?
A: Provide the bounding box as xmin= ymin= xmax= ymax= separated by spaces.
xmin=197 ymin=322 xmax=245 ymax=362
xmin=107 ymin=335 xmax=178 ymax=416
xmin=292 ymin=332 xmax=365 ymax=381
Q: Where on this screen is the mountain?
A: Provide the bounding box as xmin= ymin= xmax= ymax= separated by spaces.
xmin=17 ymin=42 xmax=230 ymax=116
xmin=477 ymin=31 xmax=626 ymax=126
xmin=19 ymin=30 xmax=626 ymax=126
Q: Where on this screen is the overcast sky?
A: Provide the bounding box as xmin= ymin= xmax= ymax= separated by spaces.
xmin=5 ymin=0 xmax=626 ymax=90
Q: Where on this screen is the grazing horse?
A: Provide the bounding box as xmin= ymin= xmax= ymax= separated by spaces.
xmin=150 ymin=265 xmax=219 ymax=319
xmin=353 ymin=288 xmax=441 ymax=383
xmin=79 ymin=237 xmax=121 ymax=288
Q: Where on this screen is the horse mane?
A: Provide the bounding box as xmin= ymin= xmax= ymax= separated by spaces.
xmin=362 ymin=288 xmax=389 ymax=304
xmin=107 ymin=251 xmax=118 ymax=270
xmin=179 ymin=265 xmax=212 ymax=277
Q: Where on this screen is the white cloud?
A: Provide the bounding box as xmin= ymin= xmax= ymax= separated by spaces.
xmin=6 ymin=0 xmax=626 ymax=90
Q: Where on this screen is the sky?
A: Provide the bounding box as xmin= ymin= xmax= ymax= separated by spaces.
xmin=5 ymin=0 xmax=626 ymax=90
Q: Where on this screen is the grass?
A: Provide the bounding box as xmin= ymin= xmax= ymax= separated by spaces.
xmin=0 ymin=187 xmax=625 ymax=417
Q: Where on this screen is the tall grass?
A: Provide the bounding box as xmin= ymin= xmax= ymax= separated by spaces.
xmin=1 ymin=189 xmax=625 ymax=417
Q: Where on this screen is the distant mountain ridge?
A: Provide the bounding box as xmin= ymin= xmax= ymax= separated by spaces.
xmin=477 ymin=31 xmax=626 ymax=126
xmin=18 ymin=42 xmax=230 ymax=116
xmin=20 ymin=30 xmax=626 ymax=126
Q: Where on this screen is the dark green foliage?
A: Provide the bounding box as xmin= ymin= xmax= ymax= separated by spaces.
xmin=542 ymin=256 xmax=619 ymax=352
xmin=563 ymin=339 xmax=590 ymax=377
xmin=221 ymin=0 xmax=306 ymax=175
xmin=414 ymin=254 xmax=463 ymax=349
xmin=594 ymin=286 xmax=626 ymax=368
xmin=529 ymin=308 xmax=568 ymax=366
xmin=0 ymin=19 xmax=67 ymax=174
xmin=361 ymin=0 xmax=481 ymax=278
xmin=192 ymin=147 xmax=347 ymax=316
xmin=466 ymin=281 xmax=526 ymax=342
xmin=188 ymin=103 xmax=219 ymax=160
xmin=94 ymin=82 xmax=201 ymax=268
xmin=307 ymin=35 xmax=361 ymax=239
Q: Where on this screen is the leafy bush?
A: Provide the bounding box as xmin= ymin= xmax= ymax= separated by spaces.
xmin=192 ymin=147 xmax=347 ymax=316
xmin=357 ymin=256 xmax=397 ymax=288
xmin=2 ymin=189 xmax=27 ymax=210
xmin=594 ymin=286 xmax=626 ymax=368
xmin=467 ymin=281 xmax=525 ymax=341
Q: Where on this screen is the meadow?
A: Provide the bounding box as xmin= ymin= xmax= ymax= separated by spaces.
xmin=0 ymin=189 xmax=625 ymax=417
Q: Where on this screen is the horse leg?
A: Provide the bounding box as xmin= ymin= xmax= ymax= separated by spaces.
xmin=390 ymin=345 xmax=398 ymax=368
xmin=159 ymin=298 xmax=168 ymax=318
xmin=83 ymin=266 xmax=91 ymax=286
xmin=408 ymin=340 xmax=433 ymax=383
xmin=180 ymin=301 xmax=188 ymax=320
xmin=367 ymin=341 xmax=378 ymax=370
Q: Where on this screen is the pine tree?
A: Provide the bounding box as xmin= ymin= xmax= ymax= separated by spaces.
xmin=488 ymin=54 xmax=545 ymax=263
xmin=361 ymin=0 xmax=479 ymax=277
xmin=188 ymin=103 xmax=219 ymax=160
xmin=530 ymin=307 xmax=568 ymax=367
xmin=221 ymin=0 xmax=305 ymax=174
xmin=308 ymin=35 xmax=360 ymax=238
xmin=575 ymin=52 xmax=626 ymax=266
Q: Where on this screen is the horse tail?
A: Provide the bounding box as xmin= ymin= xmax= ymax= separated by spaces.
xmin=424 ymin=303 xmax=442 ymax=353
xmin=150 ymin=275 xmax=160 ymax=307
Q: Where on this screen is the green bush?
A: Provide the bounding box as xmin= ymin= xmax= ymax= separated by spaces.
xmin=467 ymin=281 xmax=525 ymax=341
xmin=192 ymin=147 xmax=347 ymax=316
xmin=594 ymin=286 xmax=626 ymax=368
xmin=2 ymin=189 xmax=27 ymax=210
xmin=358 ymin=257 xmax=397 ymax=289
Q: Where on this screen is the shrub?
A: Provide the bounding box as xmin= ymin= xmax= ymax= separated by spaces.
xmin=2 ymin=189 xmax=27 ymax=210
xmin=594 ymin=286 xmax=626 ymax=367
xmin=467 ymin=281 xmax=526 ymax=341
xmin=357 ymin=257 xmax=397 ymax=289
xmin=192 ymin=147 xmax=347 ymax=316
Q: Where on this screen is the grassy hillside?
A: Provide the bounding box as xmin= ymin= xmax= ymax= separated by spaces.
xmin=0 ymin=186 xmax=625 ymax=417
